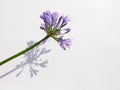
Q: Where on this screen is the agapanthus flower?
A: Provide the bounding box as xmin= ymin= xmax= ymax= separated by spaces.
xmin=40 ymin=11 xmax=72 ymax=50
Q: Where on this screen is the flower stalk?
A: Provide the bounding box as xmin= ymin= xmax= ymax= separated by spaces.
xmin=0 ymin=35 xmax=49 ymax=66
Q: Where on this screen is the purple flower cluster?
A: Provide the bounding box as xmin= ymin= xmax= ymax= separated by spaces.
xmin=40 ymin=11 xmax=72 ymax=50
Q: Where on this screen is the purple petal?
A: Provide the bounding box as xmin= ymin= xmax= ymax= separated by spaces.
xmin=40 ymin=24 xmax=46 ymax=30
xmin=61 ymin=16 xmax=70 ymax=27
xmin=58 ymin=37 xmax=72 ymax=50
xmin=56 ymin=28 xmax=70 ymax=35
xmin=62 ymin=16 xmax=69 ymax=24
xmin=40 ymin=11 xmax=51 ymax=25
xmin=64 ymin=28 xmax=71 ymax=34
xmin=51 ymin=12 xmax=58 ymax=26
xmin=56 ymin=16 xmax=63 ymax=28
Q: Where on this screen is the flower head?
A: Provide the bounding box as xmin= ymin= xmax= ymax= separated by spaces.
xmin=40 ymin=11 xmax=72 ymax=50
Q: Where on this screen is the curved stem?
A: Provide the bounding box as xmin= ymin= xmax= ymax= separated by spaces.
xmin=0 ymin=35 xmax=49 ymax=66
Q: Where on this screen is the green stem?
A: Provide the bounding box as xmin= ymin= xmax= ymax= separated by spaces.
xmin=0 ymin=35 xmax=49 ymax=66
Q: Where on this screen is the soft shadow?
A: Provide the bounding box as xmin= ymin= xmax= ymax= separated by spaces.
xmin=0 ymin=41 xmax=51 ymax=78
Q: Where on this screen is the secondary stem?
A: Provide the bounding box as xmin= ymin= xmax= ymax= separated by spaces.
xmin=0 ymin=35 xmax=49 ymax=66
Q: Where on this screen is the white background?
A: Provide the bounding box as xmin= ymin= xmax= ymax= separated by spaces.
xmin=0 ymin=0 xmax=120 ymax=90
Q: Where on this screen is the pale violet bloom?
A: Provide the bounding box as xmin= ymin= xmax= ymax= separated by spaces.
xmin=40 ymin=11 xmax=72 ymax=50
